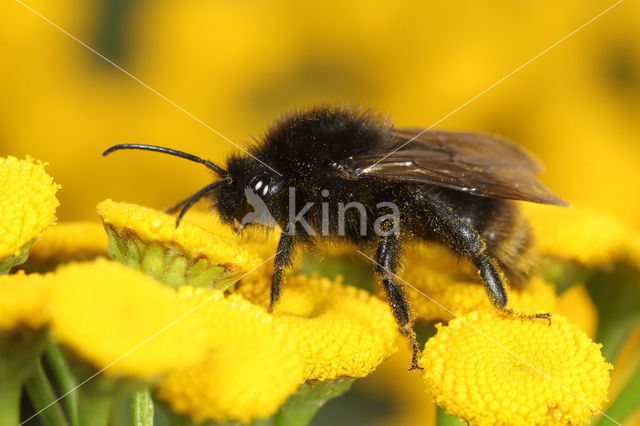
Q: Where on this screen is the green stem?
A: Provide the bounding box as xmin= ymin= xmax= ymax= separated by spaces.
xmin=0 ymin=328 xmax=48 ymax=425
xmin=273 ymin=379 xmax=354 ymax=426
xmin=597 ymin=362 xmax=640 ymax=425
xmin=0 ymin=378 xmax=21 ymax=426
xmin=45 ymin=343 xmax=80 ymax=426
xmin=131 ymin=388 xmax=154 ymax=426
xmin=76 ymin=375 xmax=115 ymax=426
xmin=24 ymin=359 xmax=69 ymax=426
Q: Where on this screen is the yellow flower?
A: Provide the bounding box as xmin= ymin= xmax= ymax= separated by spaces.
xmin=420 ymin=311 xmax=612 ymax=426
xmin=0 ymin=271 xmax=51 ymax=330
xmin=0 ymin=156 xmax=60 ymax=271
xmin=400 ymin=242 xmax=557 ymax=322
xmin=523 ymin=203 xmax=640 ymax=268
xmin=23 ymin=222 xmax=108 ymax=270
xmin=49 ymin=259 xmax=205 ymax=379
xmin=97 ymin=200 xmax=262 ymax=288
xmin=235 ymin=273 xmax=399 ymax=381
xmin=557 ymin=284 xmax=598 ymax=338
xmin=156 ymin=287 xmax=304 ymax=423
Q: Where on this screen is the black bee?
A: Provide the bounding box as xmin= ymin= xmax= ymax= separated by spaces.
xmin=104 ymin=106 xmax=566 ymax=370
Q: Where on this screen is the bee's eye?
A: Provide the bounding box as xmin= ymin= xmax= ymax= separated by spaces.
xmin=248 ymin=173 xmax=273 ymax=197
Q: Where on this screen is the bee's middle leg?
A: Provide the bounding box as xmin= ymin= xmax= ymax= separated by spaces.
xmin=375 ymin=232 xmax=422 ymax=370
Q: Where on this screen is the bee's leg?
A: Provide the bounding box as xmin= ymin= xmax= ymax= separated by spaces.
xmin=418 ymin=194 xmax=550 ymax=321
xmin=375 ymin=233 xmax=422 ymax=371
xmin=269 ymin=232 xmax=295 ymax=313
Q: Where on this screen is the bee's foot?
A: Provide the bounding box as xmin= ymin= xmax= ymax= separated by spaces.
xmin=408 ymin=361 xmax=424 ymax=371
xmin=406 ymin=335 xmax=423 ymax=371
xmin=408 ymin=353 xmax=424 ymax=371
xmin=533 ymin=312 xmax=552 ymax=326
xmin=502 ymin=309 xmax=552 ymax=326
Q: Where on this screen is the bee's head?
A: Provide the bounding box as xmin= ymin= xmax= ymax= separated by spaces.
xmin=211 ymin=154 xmax=285 ymax=231
xmin=102 ymin=144 xmax=286 ymax=230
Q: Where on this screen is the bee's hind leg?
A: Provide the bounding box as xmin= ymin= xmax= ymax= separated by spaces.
xmin=375 ymin=231 xmax=422 ymax=371
xmin=417 ymin=194 xmax=551 ymax=323
xmin=472 ymin=253 xmax=551 ymax=324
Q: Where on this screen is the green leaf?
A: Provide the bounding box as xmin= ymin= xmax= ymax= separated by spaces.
xmin=599 ymin=360 xmax=640 ymax=425
xmin=585 ymin=265 xmax=640 ymax=362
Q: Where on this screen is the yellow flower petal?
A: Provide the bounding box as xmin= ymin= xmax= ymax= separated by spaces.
xmin=0 ymin=271 xmax=51 ymax=330
xmin=235 ymin=273 xmax=399 ymax=381
xmin=50 ymin=259 xmax=205 ymax=379
xmin=523 ymin=203 xmax=640 ymax=268
xmin=0 ymin=156 xmax=60 ymax=260
xmin=557 ymin=284 xmax=598 ymax=338
xmin=420 ymin=311 xmax=612 ymax=426
xmin=157 ymin=287 xmax=303 ymax=423
xmin=24 ymin=222 xmax=108 ymax=268
xmin=363 ymin=344 xmax=438 ymax=426
xmin=97 ymin=200 xmax=262 ymax=287
xmin=400 ymin=242 xmax=557 ymax=321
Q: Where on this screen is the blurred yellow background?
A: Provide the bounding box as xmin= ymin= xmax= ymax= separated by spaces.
xmin=1 ymin=0 xmax=639 ymax=228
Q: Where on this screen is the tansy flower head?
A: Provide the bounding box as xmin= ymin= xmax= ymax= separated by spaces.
xmin=23 ymin=222 xmax=108 ymax=271
xmin=420 ymin=311 xmax=612 ymax=425
xmin=156 ymin=287 xmax=303 ymax=423
xmin=400 ymin=242 xmax=557 ymax=322
xmin=0 ymin=156 xmax=60 ymax=273
xmin=523 ymin=203 xmax=640 ymax=268
xmin=235 ymin=273 xmax=399 ymax=381
xmin=0 ymin=271 xmax=51 ymax=330
xmin=49 ymin=259 xmax=205 ymax=379
xmin=97 ymin=199 xmax=261 ymax=289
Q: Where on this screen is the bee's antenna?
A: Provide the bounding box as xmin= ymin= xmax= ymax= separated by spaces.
xmin=103 ymin=143 xmax=227 ymax=176
xmin=174 ymin=180 xmax=227 ymax=228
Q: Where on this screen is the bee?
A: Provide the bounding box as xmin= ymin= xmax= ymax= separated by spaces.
xmin=104 ymin=105 xmax=566 ymax=370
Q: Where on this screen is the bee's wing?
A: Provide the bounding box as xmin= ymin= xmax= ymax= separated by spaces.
xmin=346 ymin=128 xmax=567 ymax=205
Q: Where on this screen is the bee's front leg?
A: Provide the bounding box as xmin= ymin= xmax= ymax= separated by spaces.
xmin=375 ymin=232 xmax=422 ymax=371
xmin=269 ymin=232 xmax=295 ymax=313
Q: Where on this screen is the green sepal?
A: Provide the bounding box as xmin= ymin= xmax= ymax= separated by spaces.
xmin=0 ymin=239 xmax=35 ymax=274
xmin=436 ymin=406 xmax=465 ymax=426
xmin=104 ymin=225 xmax=240 ymax=290
xmin=273 ymin=378 xmax=355 ymax=426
